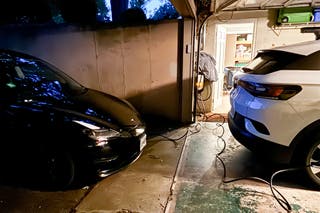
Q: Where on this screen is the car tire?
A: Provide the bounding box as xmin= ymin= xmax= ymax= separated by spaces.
xmin=42 ymin=150 xmax=75 ymax=190
xmin=293 ymin=134 xmax=320 ymax=188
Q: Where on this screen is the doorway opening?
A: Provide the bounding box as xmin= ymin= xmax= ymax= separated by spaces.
xmin=212 ymin=22 xmax=255 ymax=115
xmin=196 ymin=21 xmax=255 ymax=122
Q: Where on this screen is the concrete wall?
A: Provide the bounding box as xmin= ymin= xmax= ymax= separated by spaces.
xmin=254 ymin=18 xmax=315 ymax=53
xmin=0 ymin=20 xmax=188 ymax=121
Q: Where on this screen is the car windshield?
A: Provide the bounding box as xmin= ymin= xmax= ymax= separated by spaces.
xmin=13 ymin=56 xmax=87 ymax=96
xmin=243 ymin=50 xmax=304 ymax=74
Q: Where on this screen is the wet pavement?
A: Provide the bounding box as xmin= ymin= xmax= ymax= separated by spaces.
xmin=0 ymin=121 xmax=319 ymax=212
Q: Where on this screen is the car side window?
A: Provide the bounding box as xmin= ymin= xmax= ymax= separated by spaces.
xmin=16 ymin=58 xmax=65 ymax=85
xmin=15 ymin=58 xmax=67 ymax=100
xmin=244 ymin=51 xmax=303 ymax=74
xmin=14 ymin=66 xmax=25 ymax=79
xmin=15 ymin=59 xmax=44 ymax=85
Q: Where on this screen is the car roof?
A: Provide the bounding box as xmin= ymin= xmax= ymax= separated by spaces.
xmin=262 ymin=39 xmax=320 ymax=56
xmin=0 ymin=49 xmax=34 ymax=59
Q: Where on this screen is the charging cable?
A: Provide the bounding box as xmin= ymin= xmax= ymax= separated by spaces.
xmin=211 ymin=114 xmax=320 ymax=212
xmin=210 ymin=115 xmax=293 ymax=212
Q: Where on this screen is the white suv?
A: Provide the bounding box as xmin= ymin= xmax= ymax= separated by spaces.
xmin=228 ymin=39 xmax=320 ymax=187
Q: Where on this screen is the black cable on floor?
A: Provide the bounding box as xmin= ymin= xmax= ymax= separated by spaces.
xmin=210 ymin=117 xmax=293 ymax=212
xmin=196 ymin=99 xmax=301 ymax=212
xmin=160 ymin=129 xmax=189 ymax=142
xmin=158 ymin=122 xmax=202 ymax=144
xmin=163 ymin=95 xmax=316 ymax=212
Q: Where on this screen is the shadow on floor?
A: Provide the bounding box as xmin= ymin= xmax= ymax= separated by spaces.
xmin=142 ymin=114 xmax=190 ymax=137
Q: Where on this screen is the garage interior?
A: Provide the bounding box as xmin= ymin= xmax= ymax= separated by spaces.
xmin=0 ymin=0 xmax=320 ymax=212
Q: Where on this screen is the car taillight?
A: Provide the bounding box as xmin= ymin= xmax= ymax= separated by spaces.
xmin=238 ymin=79 xmax=302 ymax=100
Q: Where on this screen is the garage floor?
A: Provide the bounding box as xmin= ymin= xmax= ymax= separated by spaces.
xmin=166 ymin=122 xmax=320 ymax=213
xmin=0 ymin=120 xmax=319 ymax=213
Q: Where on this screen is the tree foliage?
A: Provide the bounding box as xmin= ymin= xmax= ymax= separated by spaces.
xmin=151 ymin=1 xmax=179 ymax=21
xmin=96 ymin=0 xmax=110 ymax=22
xmin=130 ymin=0 xmax=146 ymax=8
xmin=0 ymin=0 xmax=180 ymax=25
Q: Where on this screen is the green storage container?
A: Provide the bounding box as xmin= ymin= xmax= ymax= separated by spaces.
xmin=277 ymin=7 xmax=313 ymax=24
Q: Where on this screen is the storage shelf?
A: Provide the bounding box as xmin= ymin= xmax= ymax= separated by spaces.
xmin=273 ymin=22 xmax=320 ymax=30
xmin=235 ymin=57 xmax=250 ymax=62
xmin=232 ymin=33 xmax=253 ymax=67
xmin=236 ymin=40 xmax=252 ymax=45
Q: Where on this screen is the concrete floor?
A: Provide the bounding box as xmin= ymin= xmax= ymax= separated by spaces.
xmin=0 ymin=121 xmax=319 ymax=212
xmin=167 ymin=122 xmax=320 ymax=213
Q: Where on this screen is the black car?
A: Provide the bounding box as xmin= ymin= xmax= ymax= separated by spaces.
xmin=0 ymin=49 xmax=147 ymax=190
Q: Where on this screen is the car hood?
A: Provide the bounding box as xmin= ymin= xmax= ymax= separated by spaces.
xmin=54 ymin=88 xmax=142 ymax=129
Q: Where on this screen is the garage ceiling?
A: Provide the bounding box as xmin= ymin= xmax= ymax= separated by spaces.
xmin=215 ymin=0 xmax=320 ymax=12
xmin=171 ymin=0 xmax=320 ymax=18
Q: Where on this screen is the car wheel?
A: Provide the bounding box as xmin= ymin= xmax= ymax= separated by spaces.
xmin=294 ymin=135 xmax=320 ymax=188
xmin=43 ymin=151 xmax=75 ymax=190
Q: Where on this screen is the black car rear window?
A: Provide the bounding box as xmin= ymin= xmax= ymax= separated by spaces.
xmin=285 ymin=50 xmax=320 ymax=70
xmin=242 ymin=50 xmax=304 ymax=74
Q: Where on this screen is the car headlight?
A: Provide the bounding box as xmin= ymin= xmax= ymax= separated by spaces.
xmin=73 ymin=120 xmax=120 ymax=147
xmin=131 ymin=127 xmax=145 ymax=137
xmin=88 ymin=129 xmax=120 ymax=146
xmin=73 ymin=120 xmax=145 ymax=147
